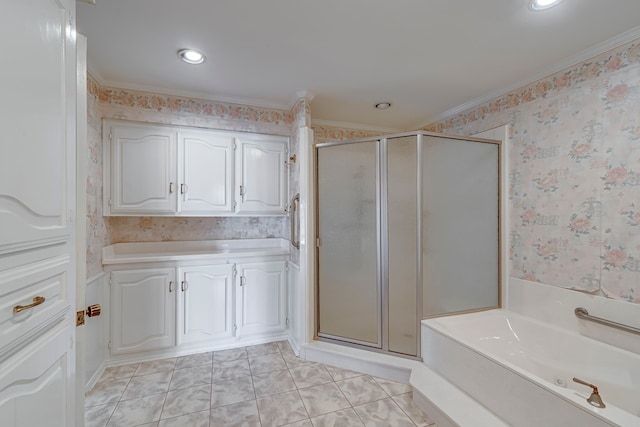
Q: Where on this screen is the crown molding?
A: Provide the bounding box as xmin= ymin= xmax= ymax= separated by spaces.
xmin=311 ymin=119 xmax=403 ymax=134
xmin=413 ymin=25 xmax=640 ymax=129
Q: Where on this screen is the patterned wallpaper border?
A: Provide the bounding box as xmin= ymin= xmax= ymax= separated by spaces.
xmin=89 ymin=79 xmax=294 ymax=127
xmin=425 ymin=39 xmax=640 ymax=132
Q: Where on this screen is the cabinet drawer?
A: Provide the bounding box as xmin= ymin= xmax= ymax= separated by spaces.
xmin=0 ymin=256 xmax=70 ymax=360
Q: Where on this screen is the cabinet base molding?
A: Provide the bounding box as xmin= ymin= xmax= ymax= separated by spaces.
xmin=105 ymin=333 xmax=288 ymax=367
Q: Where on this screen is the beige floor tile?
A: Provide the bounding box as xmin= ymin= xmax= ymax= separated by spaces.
xmin=175 ymin=351 xmax=212 ymax=369
xmin=252 ymin=369 xmax=297 ymax=398
xmin=353 ymin=397 xmax=415 ymax=427
xmin=161 ymin=384 xmax=211 ymax=419
xmin=213 ymin=346 xmax=248 ymax=362
xmin=372 ymin=377 xmax=413 ymax=396
xmin=298 ymin=382 xmax=351 ymax=417
xmin=392 ymin=392 xmax=436 ymax=426
xmin=249 ymin=353 xmax=287 ymax=375
xmin=336 ymin=376 xmax=387 ymax=406
xmin=310 ymin=408 xmax=365 ymax=427
xmin=169 ymin=365 xmax=212 ymax=390
xmin=85 ymin=378 xmax=130 ymax=407
xmin=210 ymin=400 xmax=261 ymax=426
xmin=211 ymin=375 xmax=256 ymax=408
xmin=257 ymin=390 xmax=309 ymax=427
xmin=135 ymin=358 xmax=177 ymax=376
xmin=290 ymin=364 xmax=333 ymax=389
xmin=121 ymin=371 xmax=172 ymax=400
xmin=106 ymin=393 xmax=166 ymax=426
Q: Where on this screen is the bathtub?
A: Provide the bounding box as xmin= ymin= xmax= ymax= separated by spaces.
xmin=421 ymin=309 xmax=640 ymax=427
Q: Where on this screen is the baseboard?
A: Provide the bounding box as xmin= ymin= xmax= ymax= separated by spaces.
xmin=302 ymin=340 xmax=420 ymax=383
xmin=85 ymin=360 xmax=106 ymax=393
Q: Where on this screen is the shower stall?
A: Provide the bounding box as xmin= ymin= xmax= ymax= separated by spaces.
xmin=315 ymin=131 xmax=501 ymax=357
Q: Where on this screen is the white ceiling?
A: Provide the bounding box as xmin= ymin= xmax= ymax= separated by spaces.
xmin=77 ymin=0 xmax=640 ymax=130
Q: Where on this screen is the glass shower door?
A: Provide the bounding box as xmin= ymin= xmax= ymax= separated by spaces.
xmin=422 ymin=136 xmax=500 ymax=317
xmin=317 ymin=141 xmax=380 ymax=346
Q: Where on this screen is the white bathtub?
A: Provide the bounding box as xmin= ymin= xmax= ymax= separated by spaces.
xmin=421 ymin=309 xmax=640 ymax=427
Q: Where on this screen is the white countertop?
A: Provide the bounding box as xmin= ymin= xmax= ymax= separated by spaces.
xmin=102 ymin=238 xmax=290 ymax=265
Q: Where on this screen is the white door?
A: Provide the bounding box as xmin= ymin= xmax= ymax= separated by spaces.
xmin=178 ymin=265 xmax=234 ymax=344
xmin=179 ymin=131 xmax=234 ymax=214
xmin=106 ymin=121 xmax=177 ymax=214
xmin=236 ymin=138 xmax=288 ymax=214
xmin=110 ymin=269 xmax=176 ymax=355
xmin=0 ymin=0 xmax=76 ymax=426
xmin=236 ymin=261 xmax=287 ymax=337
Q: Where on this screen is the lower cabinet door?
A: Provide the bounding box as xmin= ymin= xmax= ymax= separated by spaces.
xmin=236 ymin=261 xmax=287 ymax=337
xmin=111 ymin=268 xmax=176 ymax=355
xmin=0 ymin=321 xmax=73 ymax=427
xmin=178 ymin=264 xmax=234 ymax=344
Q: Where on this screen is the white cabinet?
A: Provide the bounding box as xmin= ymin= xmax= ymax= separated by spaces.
xmin=107 ymin=122 xmax=178 ymax=214
xmin=179 ymin=130 xmax=234 ymax=214
xmin=110 ymin=268 xmax=176 ymax=355
xmin=104 ymin=120 xmax=288 ymax=216
xmin=236 ymin=261 xmax=287 ymax=337
xmin=104 ymin=240 xmax=290 ymax=358
xmin=236 ymin=138 xmax=288 ymax=215
xmin=0 ymin=0 xmax=77 ymax=424
xmin=177 ymin=265 xmax=234 ymax=345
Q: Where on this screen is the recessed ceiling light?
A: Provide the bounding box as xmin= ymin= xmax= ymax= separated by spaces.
xmin=177 ymin=49 xmax=206 ymax=65
xmin=375 ymin=102 xmax=392 ymax=110
xmin=529 ymin=0 xmax=563 ymax=11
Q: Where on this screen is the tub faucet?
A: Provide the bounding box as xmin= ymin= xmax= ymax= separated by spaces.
xmin=572 ymin=377 xmax=605 ymax=408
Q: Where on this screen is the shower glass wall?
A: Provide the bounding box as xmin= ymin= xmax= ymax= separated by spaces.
xmin=316 ymin=132 xmax=500 ymax=357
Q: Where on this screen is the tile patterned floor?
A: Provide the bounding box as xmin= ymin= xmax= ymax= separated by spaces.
xmin=85 ymin=341 xmax=436 ymax=427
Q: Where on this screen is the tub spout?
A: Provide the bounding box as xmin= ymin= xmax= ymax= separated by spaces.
xmin=572 ymin=377 xmax=605 ymax=408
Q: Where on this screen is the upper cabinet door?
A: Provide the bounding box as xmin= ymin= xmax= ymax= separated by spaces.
xmin=105 ymin=121 xmax=177 ymax=215
xmin=179 ymin=131 xmax=234 ymax=214
xmin=236 ymin=138 xmax=288 ymax=215
xmin=0 ymin=0 xmax=76 ymax=251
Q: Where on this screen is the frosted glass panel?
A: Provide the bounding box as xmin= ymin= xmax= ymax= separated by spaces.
xmin=317 ymin=141 xmax=379 ymax=345
xmin=422 ymin=136 xmax=499 ymax=317
xmin=387 ymin=137 xmax=418 ymax=356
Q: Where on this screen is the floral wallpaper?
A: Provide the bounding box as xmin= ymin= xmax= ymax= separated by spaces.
xmin=108 ymin=217 xmax=287 ymax=242
xmin=86 ymin=75 xmax=109 ymax=277
xmin=425 ymin=38 xmax=640 ymax=304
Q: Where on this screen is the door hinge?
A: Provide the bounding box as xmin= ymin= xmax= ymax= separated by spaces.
xmin=239 ymin=276 xmax=246 ymax=287
xmin=107 ymin=340 xmax=111 ymax=350
xmin=108 ymin=198 xmax=112 ymax=207
xmin=316 ymin=238 xmax=321 ymax=247
xmin=233 ymin=141 xmax=237 ymax=150
xmin=286 ymin=317 xmax=290 ymax=328
xmin=285 ymin=263 xmax=289 ymax=272
xmin=108 ymin=276 xmax=112 ymax=286
xmin=108 ymin=129 xmax=112 ymax=141
xmin=76 ymin=310 xmax=85 ymax=327
xmin=232 ymin=265 xmax=237 ymax=276
xmin=233 ymin=325 xmax=238 ymax=335
xmin=233 ymin=200 xmax=237 ymax=211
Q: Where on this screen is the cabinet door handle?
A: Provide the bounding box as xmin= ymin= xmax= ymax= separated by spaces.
xmin=169 ymin=182 xmax=175 ymax=193
xmin=169 ymin=281 xmax=174 ymax=292
xmin=13 ymin=296 xmax=46 ymax=314
xmin=181 ymin=281 xmax=188 ymax=292
xmin=180 ymin=184 xmax=188 ymax=194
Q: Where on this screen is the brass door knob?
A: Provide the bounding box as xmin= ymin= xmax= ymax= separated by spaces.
xmin=87 ymin=304 xmax=101 ymax=317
